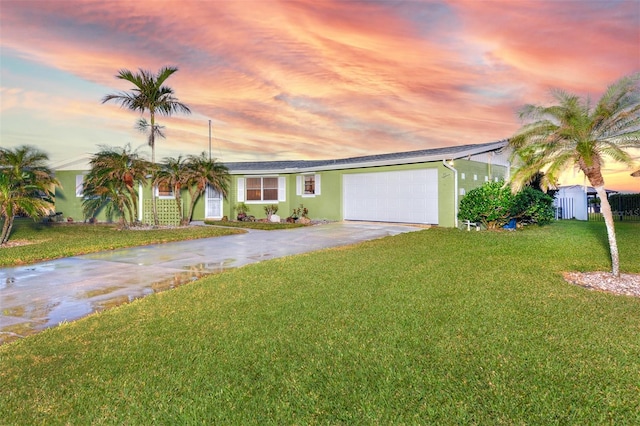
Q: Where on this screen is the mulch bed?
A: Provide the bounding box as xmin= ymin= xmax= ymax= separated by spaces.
xmin=563 ymin=271 xmax=640 ymax=297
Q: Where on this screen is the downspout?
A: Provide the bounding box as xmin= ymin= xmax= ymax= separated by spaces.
xmin=488 ymin=152 xmax=492 ymax=180
xmin=442 ymin=159 xmax=458 ymax=228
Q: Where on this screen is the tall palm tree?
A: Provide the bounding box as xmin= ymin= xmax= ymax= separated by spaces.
xmin=136 ymin=118 xmax=166 ymax=147
xmin=183 ymin=152 xmax=230 ymax=226
xmin=102 ymin=66 xmax=191 ymax=225
xmin=82 ymin=145 xmax=150 ymax=228
xmin=0 ymin=145 xmax=58 ymax=245
xmin=154 ymin=156 xmax=188 ymax=225
xmin=509 ymin=73 xmax=640 ymax=277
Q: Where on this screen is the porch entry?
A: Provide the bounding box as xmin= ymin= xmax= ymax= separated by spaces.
xmin=205 ymin=184 xmax=223 ymax=218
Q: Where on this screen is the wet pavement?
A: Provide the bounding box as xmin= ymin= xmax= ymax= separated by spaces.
xmin=0 ymin=222 xmax=421 ymax=345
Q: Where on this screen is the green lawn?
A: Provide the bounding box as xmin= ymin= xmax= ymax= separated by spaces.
xmin=1 ymin=221 xmax=639 ymax=424
xmin=0 ymin=219 xmax=245 ymax=267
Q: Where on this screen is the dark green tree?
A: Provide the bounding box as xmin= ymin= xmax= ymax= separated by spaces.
xmin=82 ymin=145 xmax=150 ymax=228
xmin=183 ymin=153 xmax=230 ymax=226
xmin=0 ymin=145 xmax=58 ymax=244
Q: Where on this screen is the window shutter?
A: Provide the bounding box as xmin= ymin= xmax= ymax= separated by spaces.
xmin=315 ymin=174 xmax=321 ymax=195
xmin=75 ymin=175 xmax=84 ymax=197
xmin=296 ymin=176 xmax=302 ymax=196
xmin=278 ymin=177 xmax=286 ymax=201
xmin=237 ymin=178 xmax=245 ymax=202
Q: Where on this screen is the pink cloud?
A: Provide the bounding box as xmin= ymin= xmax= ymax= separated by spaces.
xmin=1 ymin=0 xmax=638 ymax=190
xmin=447 ymin=0 xmax=639 ymax=94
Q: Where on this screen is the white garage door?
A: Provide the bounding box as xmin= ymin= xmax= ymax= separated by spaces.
xmin=343 ymin=169 xmax=439 ymax=224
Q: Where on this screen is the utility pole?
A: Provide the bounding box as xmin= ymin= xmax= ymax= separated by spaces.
xmin=208 ymin=120 xmax=212 ymax=161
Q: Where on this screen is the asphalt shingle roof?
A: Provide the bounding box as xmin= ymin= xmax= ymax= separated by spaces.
xmin=224 ymin=140 xmax=508 ymax=172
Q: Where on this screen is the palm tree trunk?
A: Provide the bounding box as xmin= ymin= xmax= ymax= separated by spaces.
xmin=1 ymin=214 xmax=13 ymax=245
xmin=593 ymin=185 xmax=620 ymax=277
xmin=175 ymin=193 xmax=184 ymax=225
xmin=126 ymin=197 xmax=135 ymax=226
xmin=130 ymin=187 xmax=138 ymax=226
xmin=186 ymin=189 xmax=201 ymax=226
xmin=150 ymin=113 xmax=159 ymax=226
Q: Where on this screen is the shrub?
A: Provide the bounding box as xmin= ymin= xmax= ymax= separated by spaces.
xmin=458 ymin=181 xmax=515 ymax=229
xmin=291 ymin=204 xmax=309 ymax=219
xmin=234 ymin=202 xmax=250 ymax=220
xmin=264 ymin=204 xmax=278 ymax=216
xmin=512 ymin=186 xmax=554 ymax=225
xmin=458 ymin=181 xmax=554 ymax=229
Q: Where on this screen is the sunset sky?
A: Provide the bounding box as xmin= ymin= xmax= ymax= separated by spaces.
xmin=1 ymin=0 xmax=639 ymax=191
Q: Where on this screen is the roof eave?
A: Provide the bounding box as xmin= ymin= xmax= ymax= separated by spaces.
xmin=228 ymin=141 xmax=509 ymax=174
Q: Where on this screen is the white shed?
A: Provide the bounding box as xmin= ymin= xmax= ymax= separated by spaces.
xmin=553 ymin=185 xmax=618 ymax=220
xmin=554 ymin=185 xmax=588 ymax=220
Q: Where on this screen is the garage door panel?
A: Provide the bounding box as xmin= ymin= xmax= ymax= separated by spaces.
xmin=343 ymin=169 xmax=438 ymax=224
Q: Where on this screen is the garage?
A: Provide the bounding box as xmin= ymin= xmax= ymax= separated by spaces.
xmin=343 ymin=169 xmax=439 ymax=224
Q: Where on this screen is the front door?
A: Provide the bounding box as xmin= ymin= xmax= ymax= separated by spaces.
xmin=205 ymin=184 xmax=223 ymax=218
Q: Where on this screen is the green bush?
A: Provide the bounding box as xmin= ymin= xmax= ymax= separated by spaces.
xmin=513 ymin=186 xmax=554 ymax=225
xmin=458 ymin=181 xmax=515 ymax=229
xmin=458 ymin=181 xmax=554 ymax=229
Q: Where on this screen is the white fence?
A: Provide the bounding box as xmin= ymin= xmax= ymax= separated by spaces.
xmin=554 ymin=197 xmax=574 ymax=220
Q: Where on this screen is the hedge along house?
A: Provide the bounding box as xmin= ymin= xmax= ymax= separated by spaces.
xmin=54 ymin=141 xmax=510 ymax=227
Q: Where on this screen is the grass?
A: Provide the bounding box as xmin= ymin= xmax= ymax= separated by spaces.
xmin=204 ymin=219 xmax=307 ymax=230
xmin=0 ymin=219 xmax=244 ymax=267
xmin=1 ymin=221 xmax=639 ymax=424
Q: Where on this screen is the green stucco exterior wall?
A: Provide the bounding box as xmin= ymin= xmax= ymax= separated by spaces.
xmin=53 ymin=171 xmax=96 ymax=222
xmin=55 ymin=158 xmax=509 ymax=227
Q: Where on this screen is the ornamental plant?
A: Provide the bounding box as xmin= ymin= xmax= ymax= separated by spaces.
xmin=512 ymin=186 xmax=554 ymax=225
xmin=291 ymin=204 xmax=309 ymax=219
xmin=458 ymin=181 xmax=553 ymax=229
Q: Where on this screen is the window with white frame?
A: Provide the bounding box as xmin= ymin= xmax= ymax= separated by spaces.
xmin=296 ymin=174 xmax=321 ymax=196
xmin=242 ymin=177 xmax=281 ymax=202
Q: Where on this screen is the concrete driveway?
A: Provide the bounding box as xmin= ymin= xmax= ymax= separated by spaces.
xmin=0 ymin=222 xmax=421 ymax=344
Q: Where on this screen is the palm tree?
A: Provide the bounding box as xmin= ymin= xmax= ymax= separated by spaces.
xmin=82 ymin=145 xmax=150 ymax=228
xmin=102 ymin=66 xmax=191 ymax=225
xmin=154 ymin=156 xmax=188 ymax=225
xmin=136 ymin=118 xmax=166 ymax=147
xmin=0 ymin=145 xmax=58 ymax=245
xmin=82 ymin=179 xmax=136 ymax=227
xmin=509 ymin=73 xmax=640 ymax=277
xmin=183 ymin=152 xmax=230 ymax=226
